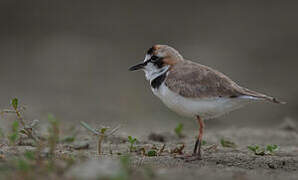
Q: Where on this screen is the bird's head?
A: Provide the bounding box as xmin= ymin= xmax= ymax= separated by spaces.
xmin=129 ymin=45 xmax=183 ymax=81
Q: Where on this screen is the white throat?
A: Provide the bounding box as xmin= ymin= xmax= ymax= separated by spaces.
xmin=143 ymin=65 xmax=169 ymax=82
xmin=142 ymin=54 xmax=170 ymax=82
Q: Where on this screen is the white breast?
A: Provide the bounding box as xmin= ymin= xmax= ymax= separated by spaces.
xmin=152 ymin=83 xmax=251 ymax=119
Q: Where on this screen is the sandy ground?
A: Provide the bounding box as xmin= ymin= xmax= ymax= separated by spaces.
xmin=1 ymin=124 xmax=297 ymax=180
xmin=97 ymin=127 xmax=298 ymax=180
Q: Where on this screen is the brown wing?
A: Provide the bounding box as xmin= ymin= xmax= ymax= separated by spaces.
xmin=165 ymin=60 xmax=284 ymax=103
xmin=165 ymin=60 xmax=242 ymax=98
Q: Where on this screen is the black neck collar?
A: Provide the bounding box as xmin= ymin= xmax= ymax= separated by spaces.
xmin=150 ymin=71 xmax=167 ymax=89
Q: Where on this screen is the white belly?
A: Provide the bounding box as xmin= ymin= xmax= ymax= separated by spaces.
xmin=152 ymin=83 xmax=251 ymax=119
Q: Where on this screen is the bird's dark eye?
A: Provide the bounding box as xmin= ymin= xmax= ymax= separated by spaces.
xmin=150 ymin=55 xmax=159 ymax=61
xmin=150 ymin=55 xmax=164 ymax=68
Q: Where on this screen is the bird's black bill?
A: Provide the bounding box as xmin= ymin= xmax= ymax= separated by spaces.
xmin=129 ymin=62 xmax=146 ymax=71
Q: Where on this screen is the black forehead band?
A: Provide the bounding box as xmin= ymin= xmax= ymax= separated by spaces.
xmin=147 ymin=47 xmax=154 ymax=55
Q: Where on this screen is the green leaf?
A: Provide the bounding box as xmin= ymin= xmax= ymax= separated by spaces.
xmin=61 ymin=136 xmax=75 ymax=143
xmin=128 ymin=136 xmax=137 ymax=144
xmin=100 ymin=128 xmax=108 ymax=134
xmin=11 ymin=98 xmax=18 ymax=109
xmin=266 ymin=144 xmax=279 ymax=154
xmin=147 ymin=150 xmax=157 ymax=157
xmin=247 ymin=145 xmax=257 ymax=152
xmin=128 ymin=136 xmax=132 ymax=141
xmin=247 ymin=145 xmax=265 ymax=155
xmin=128 ymin=136 xmax=138 ymax=152
xmin=220 ymin=138 xmax=237 ymax=148
xmin=248 ymin=144 xmax=279 ymax=155
xmin=174 ymin=123 xmax=183 ymax=137
xmin=255 ymin=148 xmax=265 ymax=156
xmin=266 ymin=144 xmax=278 ymax=152
xmin=202 ymin=140 xmax=207 ymax=146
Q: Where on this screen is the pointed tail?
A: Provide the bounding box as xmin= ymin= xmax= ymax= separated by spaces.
xmin=261 ymin=96 xmax=286 ymax=104
xmin=241 ymin=87 xmax=286 ymax=104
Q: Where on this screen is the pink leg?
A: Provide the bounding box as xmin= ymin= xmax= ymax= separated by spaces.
xmin=193 ymin=116 xmax=204 ymax=159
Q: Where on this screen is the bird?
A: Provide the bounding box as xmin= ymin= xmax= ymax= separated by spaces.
xmin=129 ymin=45 xmax=284 ymax=160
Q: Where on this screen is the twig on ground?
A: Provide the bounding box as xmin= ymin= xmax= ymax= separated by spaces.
xmin=171 ymin=144 xmax=185 ymax=155
xmin=158 ymin=144 xmax=166 ymax=156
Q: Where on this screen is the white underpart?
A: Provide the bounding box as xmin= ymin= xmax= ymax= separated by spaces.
xmin=238 ymin=95 xmax=261 ymax=100
xmin=152 ymin=83 xmax=255 ymax=120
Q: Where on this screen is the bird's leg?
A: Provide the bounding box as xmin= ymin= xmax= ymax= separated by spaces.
xmin=174 ymin=116 xmax=204 ymax=162
xmin=193 ymin=116 xmax=204 ymax=159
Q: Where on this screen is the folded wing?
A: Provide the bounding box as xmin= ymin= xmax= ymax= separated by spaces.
xmin=165 ymin=60 xmax=284 ymax=104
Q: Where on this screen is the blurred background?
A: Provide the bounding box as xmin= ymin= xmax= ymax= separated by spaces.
xmin=0 ymin=0 xmax=297 ymax=135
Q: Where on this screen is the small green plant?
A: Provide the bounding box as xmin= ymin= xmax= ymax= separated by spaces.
xmin=97 ymin=126 xmax=109 ymax=155
xmin=24 ymin=150 xmax=36 ymax=161
xmin=248 ymin=145 xmax=262 ymax=155
xmin=0 ymin=128 xmax=4 ymax=140
xmin=80 ymin=121 xmax=120 ymax=155
xmin=10 ymin=98 xmax=26 ymax=128
xmin=128 ymin=136 xmax=138 ymax=152
xmin=266 ymin=144 xmax=279 ymax=153
xmin=1 ymin=98 xmax=39 ymax=142
xmin=202 ymin=140 xmax=207 ymax=146
xmin=248 ymin=144 xmax=279 ymax=155
xmin=147 ymin=150 xmax=157 ymax=157
xmin=220 ymin=138 xmax=237 ymax=148
xmin=8 ymin=120 xmax=19 ymax=145
xmin=11 ymin=98 xmax=18 ymax=110
xmin=174 ymin=123 xmax=184 ymax=138
xmin=47 ymin=114 xmax=60 ymax=156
